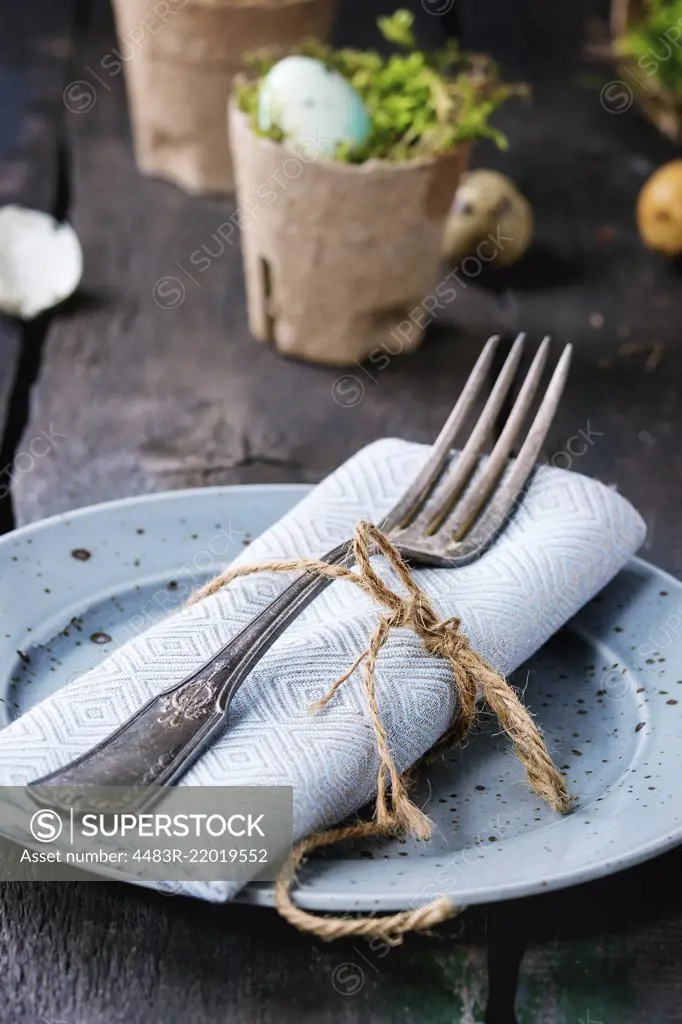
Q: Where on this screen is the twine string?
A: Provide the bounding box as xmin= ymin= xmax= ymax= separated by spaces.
xmin=190 ymin=520 xmax=571 ymax=943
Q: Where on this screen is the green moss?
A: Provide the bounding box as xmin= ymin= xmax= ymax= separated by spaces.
xmin=235 ymin=9 xmax=526 ymax=162
xmin=620 ymin=0 xmax=682 ymax=96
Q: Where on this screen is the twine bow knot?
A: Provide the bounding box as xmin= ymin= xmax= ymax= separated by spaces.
xmin=191 ymin=519 xmax=571 ymax=944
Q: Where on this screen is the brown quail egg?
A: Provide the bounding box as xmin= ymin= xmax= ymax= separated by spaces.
xmin=442 ymin=169 xmax=533 ymax=268
xmin=637 ymin=160 xmax=682 ymax=256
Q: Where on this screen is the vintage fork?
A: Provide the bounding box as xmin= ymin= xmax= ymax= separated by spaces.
xmin=31 ymin=333 xmax=571 ymax=805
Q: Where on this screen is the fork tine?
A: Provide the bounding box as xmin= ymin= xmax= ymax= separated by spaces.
xmin=406 ymin=331 xmax=527 ymax=536
xmin=381 ymin=333 xmax=502 ymax=532
xmin=451 ymin=342 xmax=573 ymax=552
xmin=433 ymin=335 xmax=551 ymax=541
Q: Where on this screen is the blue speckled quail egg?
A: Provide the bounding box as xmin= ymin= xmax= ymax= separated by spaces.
xmin=258 ymin=55 xmax=370 ymax=158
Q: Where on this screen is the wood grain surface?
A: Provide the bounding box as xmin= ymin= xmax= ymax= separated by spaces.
xmin=0 ymin=0 xmax=75 ymax=533
xmin=1 ymin=1 xmax=681 ymax=1022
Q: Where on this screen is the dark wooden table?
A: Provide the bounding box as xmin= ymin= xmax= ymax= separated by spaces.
xmin=1 ymin=1 xmax=681 ymax=1021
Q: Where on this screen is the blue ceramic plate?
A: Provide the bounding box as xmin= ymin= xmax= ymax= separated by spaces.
xmin=1 ymin=485 xmax=681 ymax=913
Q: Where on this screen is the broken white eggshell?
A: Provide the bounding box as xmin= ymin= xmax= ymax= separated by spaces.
xmin=0 ymin=205 xmax=83 ymax=319
xmin=442 ymin=170 xmax=533 ymax=268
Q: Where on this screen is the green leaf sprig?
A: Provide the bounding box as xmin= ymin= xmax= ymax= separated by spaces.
xmin=236 ymin=9 xmax=527 ymax=162
xmin=618 ymin=0 xmax=682 ymax=97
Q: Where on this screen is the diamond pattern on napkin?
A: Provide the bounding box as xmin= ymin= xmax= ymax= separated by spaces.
xmin=0 ymin=440 xmax=645 ymax=901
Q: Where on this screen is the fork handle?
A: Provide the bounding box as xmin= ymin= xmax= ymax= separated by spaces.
xmin=31 ymin=540 xmax=353 ymax=807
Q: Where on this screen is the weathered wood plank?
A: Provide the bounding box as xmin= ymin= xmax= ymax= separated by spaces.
xmin=0 ymin=0 xmax=76 ymax=529
xmin=0 ymin=324 xmax=18 ymax=448
xmin=0 ymin=880 xmax=490 ymax=1023
xmin=515 ymin=846 xmax=682 ymax=1024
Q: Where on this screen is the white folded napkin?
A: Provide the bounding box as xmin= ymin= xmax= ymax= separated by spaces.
xmin=0 ymin=440 xmax=645 ymax=900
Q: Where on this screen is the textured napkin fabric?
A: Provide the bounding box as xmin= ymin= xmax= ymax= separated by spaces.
xmin=0 ymin=440 xmax=645 ymax=901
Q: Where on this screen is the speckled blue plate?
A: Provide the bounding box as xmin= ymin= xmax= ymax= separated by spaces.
xmin=1 ymin=485 xmax=681 ymax=912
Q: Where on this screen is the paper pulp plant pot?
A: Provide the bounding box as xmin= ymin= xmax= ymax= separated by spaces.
xmin=610 ymin=0 xmax=682 ymax=143
xmin=228 ymin=104 xmax=470 ymax=366
xmin=111 ymin=0 xmax=336 ymax=195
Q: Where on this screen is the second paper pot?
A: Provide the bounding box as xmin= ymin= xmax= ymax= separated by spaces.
xmin=229 ymin=105 xmax=470 ymax=366
xmin=111 ymin=0 xmax=335 ymax=195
